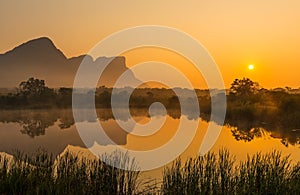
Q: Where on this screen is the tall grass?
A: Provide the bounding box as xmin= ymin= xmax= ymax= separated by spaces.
xmin=161 ymin=149 xmax=300 ymax=195
xmin=1 ymin=149 xmax=299 ymax=194
xmin=0 ymin=150 xmax=140 ymax=195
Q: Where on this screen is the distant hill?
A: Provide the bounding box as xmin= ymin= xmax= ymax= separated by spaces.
xmin=139 ymin=81 xmax=169 ymax=89
xmin=0 ymin=37 xmax=141 ymax=87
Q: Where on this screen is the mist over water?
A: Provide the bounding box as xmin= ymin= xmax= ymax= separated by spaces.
xmin=0 ymin=109 xmax=298 ymax=168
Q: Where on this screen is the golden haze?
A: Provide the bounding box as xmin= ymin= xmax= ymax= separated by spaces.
xmin=0 ymin=0 xmax=299 ymax=88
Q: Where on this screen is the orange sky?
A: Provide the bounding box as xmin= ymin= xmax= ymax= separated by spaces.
xmin=0 ymin=0 xmax=300 ymax=88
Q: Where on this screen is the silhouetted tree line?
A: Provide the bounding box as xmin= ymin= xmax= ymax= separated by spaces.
xmin=226 ymin=77 xmax=300 ymax=145
xmin=0 ymin=77 xmax=299 ymax=146
xmin=0 ymin=78 xmax=205 ymax=111
xmin=1 ymin=77 xmax=300 ymax=125
xmin=227 ymin=78 xmax=300 ymax=127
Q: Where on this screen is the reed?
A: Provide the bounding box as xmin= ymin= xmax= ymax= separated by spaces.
xmin=1 ymin=149 xmax=299 ymax=194
xmin=161 ymin=149 xmax=300 ymax=195
xmin=0 ymin=150 xmax=140 ymax=195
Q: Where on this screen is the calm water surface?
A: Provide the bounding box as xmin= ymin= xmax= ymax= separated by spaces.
xmin=0 ymin=109 xmax=299 ymax=180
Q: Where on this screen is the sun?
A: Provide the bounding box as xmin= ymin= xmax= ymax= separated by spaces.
xmin=248 ymin=64 xmax=254 ymax=70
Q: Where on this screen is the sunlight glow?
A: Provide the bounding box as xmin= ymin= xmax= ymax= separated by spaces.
xmin=248 ymin=64 xmax=254 ymax=70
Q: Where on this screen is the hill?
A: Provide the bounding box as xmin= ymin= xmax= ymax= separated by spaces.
xmin=0 ymin=37 xmax=140 ymax=87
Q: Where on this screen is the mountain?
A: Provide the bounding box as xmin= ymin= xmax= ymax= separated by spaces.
xmin=0 ymin=37 xmax=141 ymax=88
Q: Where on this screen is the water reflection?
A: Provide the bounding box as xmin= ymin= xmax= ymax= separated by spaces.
xmin=230 ymin=127 xmax=266 ymax=142
xmin=226 ymin=119 xmax=300 ymax=147
xmin=0 ymin=110 xmax=59 ymax=137
xmin=0 ymin=108 xmax=299 ymax=150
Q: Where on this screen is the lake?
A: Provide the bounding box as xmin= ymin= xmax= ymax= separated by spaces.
xmin=0 ymin=108 xmax=299 ymax=181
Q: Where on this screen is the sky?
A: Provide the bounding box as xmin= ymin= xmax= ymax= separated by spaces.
xmin=0 ymin=0 xmax=300 ymax=88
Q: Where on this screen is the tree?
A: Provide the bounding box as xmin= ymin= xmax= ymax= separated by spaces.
xmin=229 ymin=78 xmax=259 ymax=97
xmin=167 ymin=95 xmax=180 ymax=109
xmin=19 ymin=77 xmax=47 ymax=97
xmin=57 ymin=88 xmax=73 ymax=107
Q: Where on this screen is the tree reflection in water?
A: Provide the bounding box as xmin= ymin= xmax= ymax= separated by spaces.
xmin=0 ymin=109 xmax=299 ymax=147
xmin=20 ymin=119 xmax=47 ymax=137
xmin=227 ymin=119 xmax=300 ymax=147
